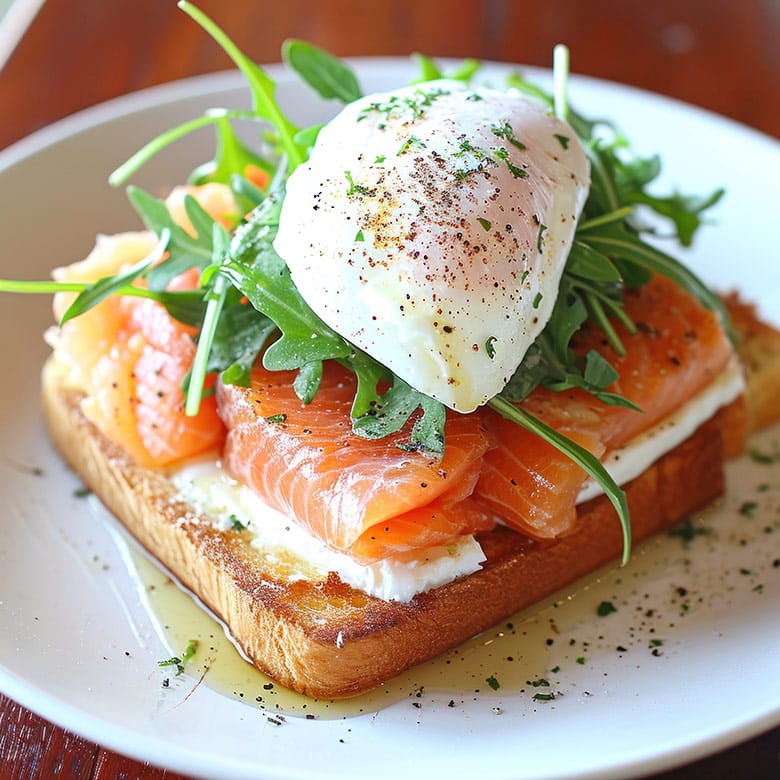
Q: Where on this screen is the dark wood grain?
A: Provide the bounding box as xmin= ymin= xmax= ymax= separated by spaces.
xmin=0 ymin=693 xmax=95 ymax=779
xmin=0 ymin=0 xmax=778 ymax=778
xmin=0 ymin=0 xmax=778 ymax=153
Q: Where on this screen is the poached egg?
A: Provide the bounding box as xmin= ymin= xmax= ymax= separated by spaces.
xmin=273 ymin=81 xmax=590 ymax=412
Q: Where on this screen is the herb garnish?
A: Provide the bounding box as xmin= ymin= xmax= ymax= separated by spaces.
xmin=491 ymin=120 xmax=527 ymax=150
xmin=668 ymin=517 xmax=714 ymax=545
xmin=597 ymin=600 xmax=617 ymax=617
xmin=158 ymin=639 xmax=199 ymax=676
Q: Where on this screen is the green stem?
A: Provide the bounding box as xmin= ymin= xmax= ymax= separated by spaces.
xmin=577 ymin=205 xmax=634 ymax=232
xmin=584 ymin=291 xmax=625 ymax=356
xmin=109 ymin=109 xmax=263 ymax=187
xmin=177 ymin=1 xmax=305 ymax=171
xmin=591 ymin=288 xmax=638 ymax=335
xmin=0 ymin=279 xmax=163 ymax=299
xmin=185 ymin=272 xmax=227 ymax=416
xmin=587 ymin=146 xmax=621 ymax=213
xmin=487 ymin=396 xmax=631 ymax=565
xmin=109 ymin=115 xmax=216 ymax=187
xmin=585 ymin=230 xmax=733 ymax=339
xmin=0 ymin=279 xmax=84 ymax=294
xmin=552 ymin=44 xmax=569 ymax=121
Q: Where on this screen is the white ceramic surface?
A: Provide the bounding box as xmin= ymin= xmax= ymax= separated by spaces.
xmin=0 ymin=59 xmax=778 ymax=780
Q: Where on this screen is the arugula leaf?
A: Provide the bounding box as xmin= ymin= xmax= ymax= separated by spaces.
xmin=412 ymin=53 xmax=444 ymax=82
xmin=221 ymin=197 xmax=353 ymax=371
xmin=189 ymin=112 xmax=274 ymax=187
xmin=58 ymin=230 xmax=169 ymax=324
xmin=208 ymin=304 xmax=277 ymax=386
xmin=109 ymin=108 xmax=270 ymax=189
xmin=581 ymin=219 xmax=732 ymax=337
xmin=293 ymin=123 xmax=325 ymax=154
xmin=282 ymin=39 xmax=363 ymax=103
xmin=127 ymin=187 xmax=218 ymax=290
xmin=58 ymin=257 xmax=154 ymax=326
xmin=148 ymin=289 xmax=208 ymax=327
xmin=351 ymin=375 xmax=446 ymax=455
xmin=292 ymin=360 xmax=324 ymax=404
xmin=218 ymin=195 xmax=447 ymax=451
xmin=185 ymin=221 xmax=232 ymax=415
xmin=0 ymin=272 xmax=207 ymax=327
xmin=228 ymin=172 xmax=266 ymax=215
xmin=629 ymin=188 xmax=725 ymax=247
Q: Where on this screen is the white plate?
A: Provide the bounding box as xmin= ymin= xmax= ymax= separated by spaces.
xmin=1 ymin=59 xmax=779 ymax=780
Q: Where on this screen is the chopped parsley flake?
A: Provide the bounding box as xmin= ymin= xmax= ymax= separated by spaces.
xmin=397 ymin=135 xmax=426 ymax=155
xmin=596 ymin=600 xmax=617 ymax=617
xmin=749 ymin=447 xmax=780 ymax=464
xmin=554 ymin=133 xmax=570 ymax=149
xmin=536 ymin=223 xmax=548 ymax=252
xmin=158 ymin=639 xmax=198 ymax=676
xmin=491 ymin=119 xmax=526 ymax=150
xmin=344 ymin=170 xmax=371 ymax=196
xmin=478 ymin=217 xmax=492 ymax=231
xmin=357 ymin=87 xmax=449 ymax=124
xmin=668 ymin=517 xmax=713 ymax=545
xmin=739 ymin=501 xmax=758 ymax=517
xmin=486 ymin=675 xmax=500 ymax=690
xmin=493 ymin=146 xmax=527 ymax=178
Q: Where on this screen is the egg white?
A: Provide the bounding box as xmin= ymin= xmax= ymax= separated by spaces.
xmin=274 ymin=81 xmax=590 ymax=412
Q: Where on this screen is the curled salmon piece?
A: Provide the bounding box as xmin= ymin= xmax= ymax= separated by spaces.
xmin=217 ymin=362 xmax=496 ymax=563
xmin=475 ymin=274 xmax=734 ymax=538
xmin=47 ymin=185 xmax=237 ymax=467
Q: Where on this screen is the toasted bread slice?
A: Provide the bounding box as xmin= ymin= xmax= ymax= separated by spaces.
xmin=724 ymin=294 xmax=780 ymax=432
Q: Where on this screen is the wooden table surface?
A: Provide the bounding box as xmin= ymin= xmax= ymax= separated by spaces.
xmin=0 ymin=1 xmax=778 ymax=778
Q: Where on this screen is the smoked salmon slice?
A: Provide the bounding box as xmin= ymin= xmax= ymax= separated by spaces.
xmin=51 ymin=261 xmax=225 ymax=468
xmin=217 ymin=362 xmax=496 ymax=563
xmin=47 ymin=185 xmax=237 ymax=468
xmin=474 ymin=274 xmax=734 ymax=538
xmin=217 ymin=274 xmax=732 ymax=562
